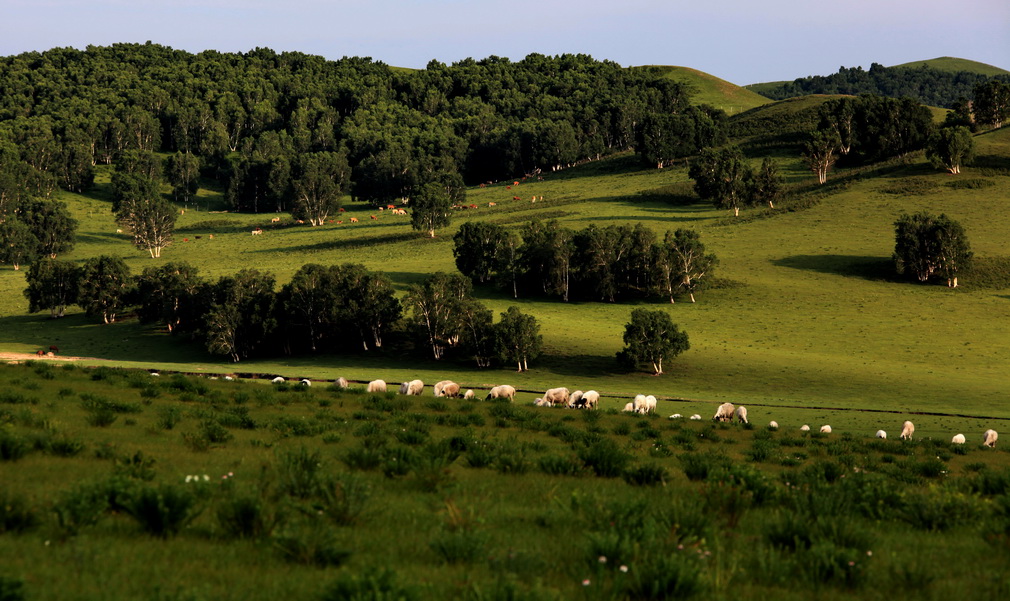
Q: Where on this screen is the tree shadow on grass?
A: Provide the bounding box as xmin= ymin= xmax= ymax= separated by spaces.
xmin=248 ymin=231 xmax=423 ymax=254
xmin=772 ymin=255 xmax=897 ymax=282
xmin=536 ymin=353 xmax=621 ymax=378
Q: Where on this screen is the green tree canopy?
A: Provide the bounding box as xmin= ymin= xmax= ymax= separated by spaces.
xmin=893 ymin=212 xmax=972 ymax=287
xmin=616 ymin=309 xmax=690 ymax=375
xmin=23 ymin=257 xmax=79 ymax=318
xmin=926 ymin=126 xmax=975 ymax=174
xmin=495 ymin=306 xmax=542 ymax=372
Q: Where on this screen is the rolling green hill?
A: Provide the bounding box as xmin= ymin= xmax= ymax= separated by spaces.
xmin=637 ymin=65 xmax=773 ymax=115
xmin=892 ymin=56 xmax=1010 ymax=76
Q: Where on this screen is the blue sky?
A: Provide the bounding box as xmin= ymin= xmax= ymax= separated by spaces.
xmin=3 ymin=0 xmax=1007 ymax=84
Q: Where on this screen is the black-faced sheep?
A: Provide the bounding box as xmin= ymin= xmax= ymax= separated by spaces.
xmin=568 ymin=390 xmax=584 ymax=408
xmin=713 ymin=402 xmax=735 ymax=422
xmin=439 ymin=382 xmax=461 ymax=398
xmin=300 ymin=378 xmax=311 ymax=387
xmin=581 ymin=390 xmax=600 ymax=409
xmin=900 ymin=421 xmax=914 ymax=440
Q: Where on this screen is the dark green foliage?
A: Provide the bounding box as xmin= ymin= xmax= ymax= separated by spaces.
xmin=121 ymin=484 xmax=203 ymax=537
xmin=623 ymin=463 xmax=668 ymax=486
xmin=429 ymin=528 xmax=488 ymax=564
xmin=320 ymin=569 xmax=418 ymax=601
xmin=577 ymin=438 xmax=630 ymax=478
xmin=277 ymin=446 xmax=325 ymax=498
xmin=538 ymin=454 xmax=584 ymax=476
xmin=216 ymin=488 xmax=285 ymax=540
xmin=0 ymin=491 xmax=39 ymax=533
xmin=53 ymin=481 xmax=111 ymax=535
xmin=617 ymin=309 xmax=689 ymax=375
xmin=679 ymin=452 xmax=731 ymax=481
xmin=0 ymin=429 xmax=28 ymax=461
xmin=893 ymin=212 xmax=972 ymax=285
xmin=273 ymin=521 xmax=352 ymax=567
xmin=622 ymin=553 xmax=707 ymax=600
xmin=0 ymin=576 xmax=25 ymax=601
xmin=77 ymin=255 xmax=132 ymax=324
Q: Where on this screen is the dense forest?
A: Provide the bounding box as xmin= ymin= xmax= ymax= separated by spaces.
xmin=751 ymin=63 xmax=1010 ymax=108
xmin=0 ymin=43 xmax=724 ymax=214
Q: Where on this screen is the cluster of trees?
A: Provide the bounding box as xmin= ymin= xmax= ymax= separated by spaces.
xmin=688 ymin=149 xmax=783 ymax=215
xmin=753 ymin=62 xmax=1010 ymax=109
xmin=801 ymin=93 xmax=986 ymax=183
xmin=0 ymin=44 xmax=721 ymax=215
xmin=453 ymin=220 xmax=717 ymax=303
xmin=0 ymin=140 xmax=77 ymax=269
xmin=893 ymin=212 xmax=972 ymax=288
xmin=23 ymin=258 xmax=543 ymax=368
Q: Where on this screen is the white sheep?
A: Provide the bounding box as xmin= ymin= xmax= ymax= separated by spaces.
xmin=399 ymin=382 xmax=410 ymax=395
xmin=300 ymin=378 xmax=311 ymax=387
xmin=535 ymin=398 xmax=551 ymax=407
xmin=643 ymin=395 xmax=658 ymax=413
xmin=768 ymin=421 xmax=779 ymax=430
xmin=334 ymin=377 xmax=349 ymax=389
xmin=367 ymin=379 xmax=386 ymax=393
xmin=800 ymin=424 xmax=810 ymax=432
xmin=876 ymin=430 xmax=887 ymax=439
xmin=150 ymin=372 xmax=160 ymax=377
xmin=543 ymin=387 xmax=570 ymax=407
xmin=407 ymin=380 xmax=424 ymax=395
xmin=713 ymin=402 xmax=735 ymax=422
xmin=623 ymin=402 xmax=635 ymax=412
xmin=632 ymin=394 xmax=647 ymax=412
xmin=433 ymin=380 xmax=452 ymax=396
xmin=568 ymin=390 xmax=584 ymax=408
xmin=669 ymin=414 xmax=682 ymax=419
xmin=951 ymin=433 xmax=966 ymax=444
xmin=900 ymin=420 xmax=914 ymax=440
xmin=271 ymin=376 xmax=285 ymax=384
xmin=463 ymin=389 xmax=475 ymax=400
xmin=735 ymin=406 xmax=748 ymax=424
xmin=689 ymin=414 xmax=702 ymax=420
xmin=439 ymin=382 xmax=461 ymax=398
xmin=486 ymin=385 xmax=516 ymax=402
xmin=581 ymin=390 xmax=600 ymax=409
xmin=820 ymin=425 xmax=832 ymax=434
xmin=984 ymin=429 xmax=998 ymax=448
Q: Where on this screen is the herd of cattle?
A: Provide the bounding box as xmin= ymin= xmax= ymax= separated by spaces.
xmin=257 ymin=376 xmax=1001 ymax=447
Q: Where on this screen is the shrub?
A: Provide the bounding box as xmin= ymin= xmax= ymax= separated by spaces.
xmin=623 ymin=464 xmax=668 ymax=487
xmin=0 ymin=429 xmax=29 ymax=461
xmin=216 ymin=487 xmax=285 ymax=540
xmin=278 ymin=446 xmax=324 ymax=498
xmin=198 ymin=419 xmax=234 ymax=444
xmin=343 ymin=445 xmax=384 ymax=472
xmin=320 ymin=569 xmax=418 ymax=601
xmin=538 ymin=454 xmax=583 ymax=476
xmin=578 ymin=439 xmax=630 ymax=478
xmin=679 ymin=452 xmax=731 ymax=481
xmin=0 ymin=576 xmax=25 ymax=601
xmin=304 ymin=474 xmax=371 ymax=526
xmin=156 ymin=407 xmax=182 ymax=430
xmin=53 ymin=482 xmax=110 ymax=536
xmin=465 ymin=441 xmax=496 ymax=469
xmin=621 ymin=553 xmax=707 ymax=600
xmin=273 ymin=522 xmax=352 ymax=567
xmin=0 ymin=491 xmax=39 ymax=534
xmin=121 ymin=484 xmax=203 ymax=537
xmin=898 ymin=487 xmax=985 ymax=531
xmin=46 ymin=433 xmax=85 ymax=457
xmin=114 ymin=450 xmax=157 ymax=481
xmin=429 ymin=529 xmax=488 ymax=564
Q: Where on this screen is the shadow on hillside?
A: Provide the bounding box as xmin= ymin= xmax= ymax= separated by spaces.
xmin=250 ymin=231 xmax=421 ymax=254
xmin=537 ymin=353 xmax=621 ymax=378
xmin=772 ymin=254 xmax=896 ymax=281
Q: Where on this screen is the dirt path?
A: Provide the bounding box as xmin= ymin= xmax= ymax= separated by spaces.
xmin=0 ymin=352 xmax=104 ymax=363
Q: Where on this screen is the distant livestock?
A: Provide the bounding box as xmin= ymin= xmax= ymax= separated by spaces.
xmin=900 ymin=421 xmax=915 ymax=440
xmin=543 ymin=387 xmax=570 ymax=407
xmin=951 ymin=433 xmax=966 ymax=444
xmin=713 ymin=403 xmax=735 ymax=422
xmin=367 ymin=379 xmax=386 ymax=393
xmin=486 ymin=385 xmax=517 ymax=402
xmin=580 ymin=390 xmax=600 ymax=410
xmin=623 ymin=402 xmax=635 ymax=412
xmin=735 ymin=406 xmax=748 ymax=424
xmin=876 ymin=430 xmax=887 ymax=439
xmin=632 ymin=394 xmax=656 ymax=414
xmin=334 ymin=377 xmax=348 ymax=389
xmin=251 ymin=229 xmax=263 ymax=235
xmin=568 ymin=390 xmax=584 ymax=408
xmin=669 ymin=414 xmax=682 ymax=419
xmin=768 ymin=421 xmax=779 ymax=430
xmin=463 ymin=389 xmax=475 ymax=400
xmin=300 ymin=378 xmax=311 ymax=387
xmin=399 ymin=380 xmax=424 ymax=395
xmin=820 ymin=425 xmax=832 ymax=434
xmin=800 ymin=425 xmax=811 ymax=432
xmin=984 ymin=429 xmax=998 ymax=448
xmin=434 ymin=380 xmax=460 ymax=398
xmin=689 ymin=414 xmax=702 ymax=420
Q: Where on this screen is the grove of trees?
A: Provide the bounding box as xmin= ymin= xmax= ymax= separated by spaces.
xmin=893 ymin=212 xmax=972 ymax=287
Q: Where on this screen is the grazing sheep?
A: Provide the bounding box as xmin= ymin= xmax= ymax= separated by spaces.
xmin=335 ymin=377 xmax=349 ymax=389
xmin=952 ymin=433 xmax=966 ymax=444
xmin=568 ymin=390 xmax=584 ymax=408
xmin=642 ymin=395 xmax=658 ymax=414
xmin=543 ymin=387 xmax=570 ymax=407
xmin=300 ymin=379 xmax=311 ymax=387
xmin=433 ymin=380 xmax=453 ymax=396
xmin=150 ymin=372 xmax=160 ymax=377
xmin=632 ymin=394 xmax=648 ymax=412
xmin=689 ymin=414 xmax=702 ymax=420
xmin=800 ymin=425 xmax=810 ymax=432
xmin=271 ymin=376 xmax=285 ymax=384
xmin=581 ymin=390 xmax=600 ymax=410
xmin=405 ymin=380 xmax=424 ymax=395
xmin=735 ymin=406 xmax=749 ymax=424
xmin=876 ymin=430 xmax=887 ymax=439
xmin=713 ymin=402 xmax=735 ymax=422
xmin=900 ymin=421 xmax=915 ymax=440
xmin=820 ymin=425 xmax=832 ymax=434
xmin=486 ymin=385 xmax=516 ymax=402
xmin=534 ymin=398 xmax=551 ymax=407
xmin=669 ymin=414 xmax=682 ymax=419
xmin=768 ymin=421 xmax=779 ymax=430
xmin=367 ymin=379 xmax=386 ymax=393
xmin=623 ymin=402 xmax=635 ymax=412
xmin=984 ymin=429 xmax=998 ymax=448
xmin=439 ymin=382 xmax=461 ymax=398
xmin=463 ymin=389 xmax=475 ymax=400
xmin=399 ymin=382 xmax=411 ymax=395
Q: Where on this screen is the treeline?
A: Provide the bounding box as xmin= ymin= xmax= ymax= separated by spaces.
xmin=23 ymin=259 xmax=542 ymax=367
xmin=0 ymin=43 xmax=723 ymax=212
xmin=452 ymin=221 xmax=717 ymax=303
xmin=752 ymin=63 xmax=1010 ymax=108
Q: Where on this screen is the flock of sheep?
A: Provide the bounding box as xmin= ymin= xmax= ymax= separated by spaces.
xmin=266 ymin=376 xmax=1000 ymax=447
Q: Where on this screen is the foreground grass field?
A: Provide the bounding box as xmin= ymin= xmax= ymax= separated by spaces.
xmin=0 ymin=111 xmax=1008 ymax=426
xmin=2 ymin=361 xmax=1010 ymax=600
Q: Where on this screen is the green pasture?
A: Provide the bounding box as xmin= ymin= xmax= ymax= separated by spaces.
xmin=892 ymin=56 xmax=1010 ymax=76
xmin=1 ymin=121 xmax=1009 ymax=428
xmin=2 ymin=362 xmax=1010 ymax=600
xmin=644 ymin=65 xmax=772 ymax=115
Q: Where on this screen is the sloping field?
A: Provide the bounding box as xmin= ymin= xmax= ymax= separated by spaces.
xmin=637 ymin=65 xmax=772 ymax=115
xmin=892 ymin=56 xmax=1010 ymax=76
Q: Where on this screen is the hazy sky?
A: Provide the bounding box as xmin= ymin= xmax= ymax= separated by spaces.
xmin=3 ymin=0 xmax=1007 ymax=84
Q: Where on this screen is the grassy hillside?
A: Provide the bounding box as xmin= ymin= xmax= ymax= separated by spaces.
xmin=892 ymin=56 xmax=1010 ymax=76
xmin=1 ymin=361 xmax=1010 ymax=600
xmin=637 ymin=65 xmax=772 ymax=115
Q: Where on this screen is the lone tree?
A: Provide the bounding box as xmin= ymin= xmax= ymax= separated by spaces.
xmin=291 ymin=151 xmax=350 ymax=226
xmin=748 ymin=158 xmax=784 ymax=209
xmin=118 ymin=196 xmax=177 ymax=258
xmin=803 ymin=130 xmax=840 ymax=184
xmin=410 ymin=181 xmax=453 ymax=238
xmin=495 ymin=306 xmax=542 ymax=372
xmin=688 ymin=146 xmax=751 ymax=217
xmin=616 ymin=309 xmax=690 ymax=375
xmin=893 ymin=212 xmax=972 ymax=287
xmin=926 ymin=126 xmax=975 ymax=175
